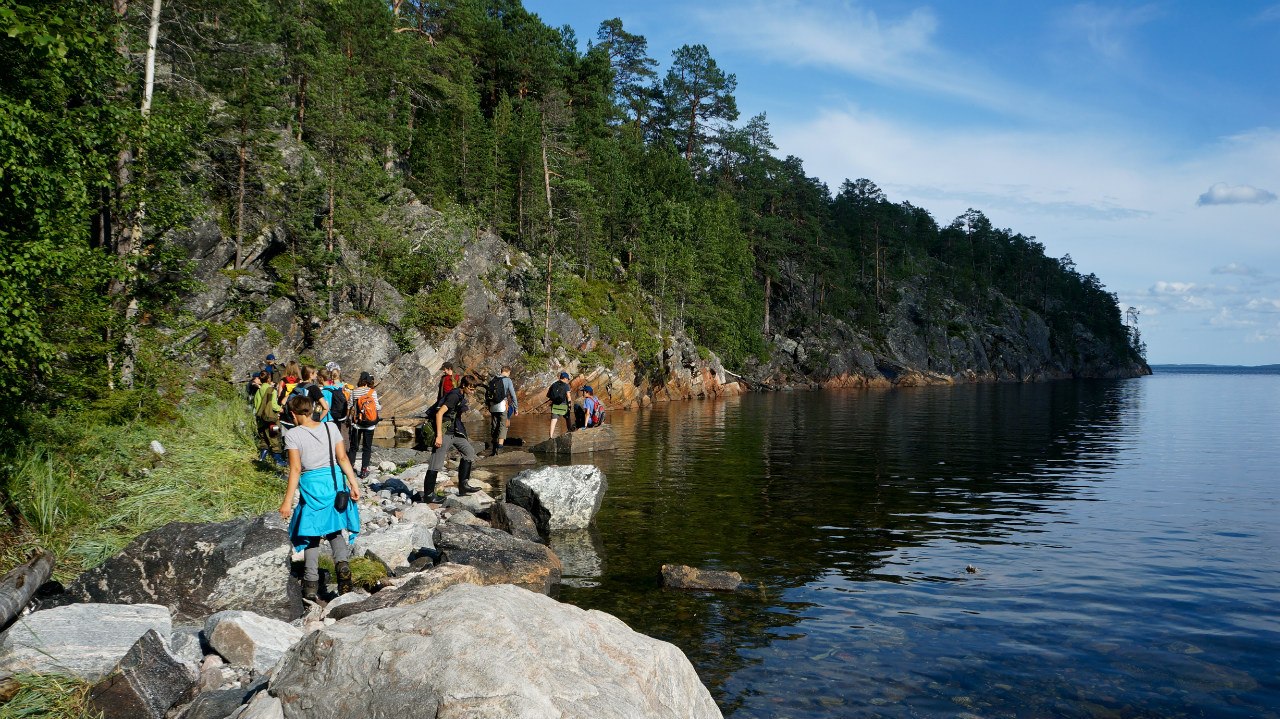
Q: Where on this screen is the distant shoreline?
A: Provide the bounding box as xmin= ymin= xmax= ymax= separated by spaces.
xmin=1150 ymin=364 xmax=1280 ymax=375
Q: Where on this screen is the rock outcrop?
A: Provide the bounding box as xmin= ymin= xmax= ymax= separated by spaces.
xmin=0 ymin=603 xmax=172 ymax=681
xmin=48 ymin=514 xmax=301 ymax=622
xmin=433 ymin=524 xmax=562 ymax=594
xmin=506 ymin=465 xmax=608 ymax=535
xmin=270 ymin=583 xmax=723 ymax=719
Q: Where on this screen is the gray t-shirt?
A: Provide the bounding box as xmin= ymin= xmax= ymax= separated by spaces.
xmin=284 ymin=423 xmax=345 ymax=472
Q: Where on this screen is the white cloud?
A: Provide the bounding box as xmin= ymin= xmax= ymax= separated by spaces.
xmin=1209 ymin=308 xmax=1256 ymax=328
xmin=1245 ymin=298 xmax=1280 ymax=313
xmin=1057 ymin=3 xmax=1162 ymax=64
xmin=694 ymin=1 xmax=1051 ymax=118
xmin=1196 ymin=182 xmax=1278 ymax=206
xmin=1212 ymin=262 xmax=1264 ymax=277
xmin=1246 ymin=323 xmax=1280 ymax=343
xmin=1256 ymin=4 xmax=1280 ymax=23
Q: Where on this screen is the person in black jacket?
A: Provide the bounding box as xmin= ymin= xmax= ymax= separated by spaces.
xmin=422 ymin=375 xmax=479 ymax=503
xmin=547 ymin=371 xmax=573 ymax=438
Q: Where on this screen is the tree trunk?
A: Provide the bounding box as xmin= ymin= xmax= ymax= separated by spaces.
xmin=763 ymin=274 xmax=771 ymax=336
xmin=543 ymin=252 xmax=553 ymax=351
xmin=326 ymin=178 xmax=335 ymax=316
xmin=0 ymin=550 xmax=54 ymax=632
xmin=541 ymin=120 xmax=553 ymax=221
xmin=236 ymin=123 xmax=247 ymax=270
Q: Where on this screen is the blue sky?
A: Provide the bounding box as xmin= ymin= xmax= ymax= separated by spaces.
xmin=527 ymin=1 xmax=1280 ymax=364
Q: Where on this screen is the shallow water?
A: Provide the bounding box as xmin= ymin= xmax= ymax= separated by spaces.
xmin=500 ymin=372 xmax=1279 ymax=718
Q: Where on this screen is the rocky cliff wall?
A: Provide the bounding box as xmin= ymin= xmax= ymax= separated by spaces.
xmin=169 ymin=194 xmax=1144 ymax=427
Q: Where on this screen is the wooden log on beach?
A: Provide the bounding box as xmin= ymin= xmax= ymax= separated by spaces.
xmin=0 ymin=549 xmax=54 ymax=631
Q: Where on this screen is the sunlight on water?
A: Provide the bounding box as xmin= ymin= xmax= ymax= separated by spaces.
xmin=498 ymin=374 xmax=1280 ymax=718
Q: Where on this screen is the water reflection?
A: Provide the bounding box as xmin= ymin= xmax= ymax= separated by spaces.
xmin=545 ymin=381 xmax=1142 ymax=712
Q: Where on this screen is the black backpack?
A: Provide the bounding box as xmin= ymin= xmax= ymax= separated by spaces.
xmin=485 ymin=375 xmax=506 ymax=406
xmin=548 ymin=380 xmax=568 ymax=405
xmin=326 ymin=385 xmax=349 ymax=422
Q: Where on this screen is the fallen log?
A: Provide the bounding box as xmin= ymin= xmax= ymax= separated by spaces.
xmin=0 ymin=549 xmax=54 ymax=631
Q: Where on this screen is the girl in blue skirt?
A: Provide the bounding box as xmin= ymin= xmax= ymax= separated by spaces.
xmin=278 ymin=394 xmax=362 ymax=601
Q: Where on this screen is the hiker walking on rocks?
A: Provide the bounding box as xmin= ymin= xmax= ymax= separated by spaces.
xmin=348 ymin=372 xmax=381 ymax=478
xmin=424 ymin=375 xmax=479 ymax=502
xmin=253 ymin=371 xmax=286 ymax=466
xmin=321 ymin=364 xmax=352 ymax=437
xmin=486 ymin=366 xmax=518 ymax=456
xmin=547 ymin=371 xmax=573 ymax=438
xmin=279 ymin=394 xmax=362 ymax=602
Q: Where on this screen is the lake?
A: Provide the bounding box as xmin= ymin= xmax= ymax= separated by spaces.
xmin=503 ymin=369 xmax=1280 ymax=718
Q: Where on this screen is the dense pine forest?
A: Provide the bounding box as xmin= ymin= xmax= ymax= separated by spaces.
xmin=2 ymin=0 xmax=1146 ymax=431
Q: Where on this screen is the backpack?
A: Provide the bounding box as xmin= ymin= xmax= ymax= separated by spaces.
xmin=584 ymin=397 xmax=604 ymax=426
xmin=254 ymin=385 xmax=279 ymax=422
xmin=485 ymin=375 xmax=506 ymax=408
xmin=354 ymin=390 xmax=379 ymax=425
xmin=548 ymin=380 xmax=568 ymax=406
xmin=322 ymin=384 xmax=350 ymax=422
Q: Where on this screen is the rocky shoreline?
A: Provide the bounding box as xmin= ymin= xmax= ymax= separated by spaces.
xmin=0 ymin=451 xmax=723 ymax=719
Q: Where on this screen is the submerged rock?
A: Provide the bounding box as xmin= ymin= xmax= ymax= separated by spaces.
xmin=270 ymin=583 xmax=722 ymax=719
xmin=661 ymin=565 xmax=742 ymax=592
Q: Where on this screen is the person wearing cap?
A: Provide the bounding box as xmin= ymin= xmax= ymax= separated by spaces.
xmin=263 ymin=353 xmax=278 ymax=378
xmin=546 ymin=371 xmax=573 ymax=438
xmin=581 ymin=385 xmax=604 ymax=428
xmin=348 ymin=371 xmax=381 ymax=477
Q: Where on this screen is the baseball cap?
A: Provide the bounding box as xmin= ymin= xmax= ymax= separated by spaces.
xmin=583 ymin=385 xmax=594 ymax=394
xmin=266 ymin=354 xmax=276 ymax=361
xmin=559 ymin=371 xmax=570 ymax=379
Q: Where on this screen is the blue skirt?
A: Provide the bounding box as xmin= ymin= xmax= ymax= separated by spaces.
xmin=289 ymin=466 xmax=361 ymax=552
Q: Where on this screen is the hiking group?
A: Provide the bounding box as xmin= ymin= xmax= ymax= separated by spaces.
xmin=245 ymin=355 xmax=602 ymax=602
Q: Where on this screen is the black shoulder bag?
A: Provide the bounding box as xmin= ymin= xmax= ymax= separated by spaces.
xmin=326 ymin=425 xmax=350 ymax=512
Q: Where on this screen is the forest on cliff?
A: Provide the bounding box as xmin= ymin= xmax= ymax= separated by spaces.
xmin=1 ymin=0 xmax=1147 ymax=434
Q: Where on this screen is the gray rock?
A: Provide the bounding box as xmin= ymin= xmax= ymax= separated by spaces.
xmin=327 ymin=564 xmax=482 ymax=620
xmin=169 ymin=627 xmax=206 ymax=672
xmin=178 ymin=677 xmax=267 ymax=719
xmin=229 ymin=689 xmax=284 ymax=719
xmin=442 ymin=488 xmax=495 ymax=514
xmin=660 ymin=565 xmax=742 ymax=592
xmin=398 ymin=503 xmax=439 ymax=528
xmin=434 ymin=524 xmax=562 ymax=595
xmin=88 ymin=629 xmax=196 ymax=719
xmin=357 ymin=521 xmax=433 ymax=572
xmin=150 ymin=440 xmax=166 ymax=456
xmin=49 ymin=514 xmax=301 ymax=622
xmin=369 ymin=446 xmax=429 ymax=467
xmin=205 ymin=611 xmax=304 ymax=673
xmin=0 ymin=603 xmax=171 ymax=681
xmin=491 ymin=502 xmax=542 ymax=544
xmin=529 ymin=425 xmax=619 ymax=456
xmin=271 ymin=583 xmax=722 ymax=719
xmin=474 ymin=450 xmax=536 ymax=467
xmin=320 ymin=591 xmax=369 ymax=619
xmin=445 ymin=509 xmax=487 ymax=526
xmin=507 ymin=465 xmax=608 ymax=534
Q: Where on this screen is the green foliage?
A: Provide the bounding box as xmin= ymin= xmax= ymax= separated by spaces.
xmin=1 ymin=384 xmax=282 ymax=581
xmin=403 ymin=281 xmax=466 ymax=336
xmin=317 ymin=555 xmax=386 ymax=590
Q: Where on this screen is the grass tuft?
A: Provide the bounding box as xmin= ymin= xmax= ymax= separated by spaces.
xmin=0 ymin=674 xmax=99 ymax=719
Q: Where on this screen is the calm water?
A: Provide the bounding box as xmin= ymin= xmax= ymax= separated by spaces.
xmin=500 ymin=372 xmax=1280 ymax=718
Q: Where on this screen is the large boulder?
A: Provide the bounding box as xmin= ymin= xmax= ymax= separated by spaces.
xmin=270 ymin=583 xmax=722 ymax=719
xmin=433 ymin=524 xmax=561 ymax=594
xmin=529 ymin=425 xmax=618 ymax=456
xmin=205 ymin=611 xmax=304 ymax=674
xmin=50 ymin=514 xmax=301 ymax=622
xmin=506 ymin=465 xmax=607 ymax=534
xmin=0 ymin=603 xmax=171 ymax=681
xmin=88 ymin=629 xmax=197 ymax=719
xmin=327 ymin=564 xmax=481 ymax=621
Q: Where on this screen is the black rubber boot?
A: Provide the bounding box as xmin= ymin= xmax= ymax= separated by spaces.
xmin=302 ymin=579 xmax=319 ymax=603
xmin=336 ymin=561 xmax=353 ymax=595
xmin=457 ymin=459 xmax=476 ymax=495
xmin=421 ymin=470 xmax=441 ymax=503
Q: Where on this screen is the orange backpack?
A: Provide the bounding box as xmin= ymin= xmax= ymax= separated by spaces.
xmin=354 ymin=390 xmax=379 ymax=424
